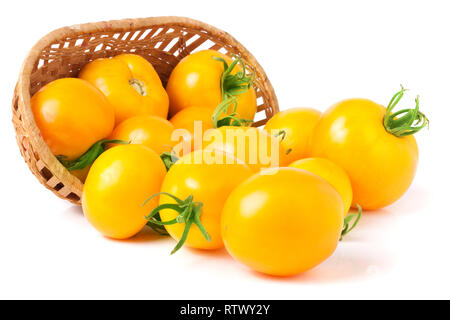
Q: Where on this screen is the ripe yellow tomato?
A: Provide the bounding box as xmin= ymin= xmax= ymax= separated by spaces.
xmin=156 ymin=149 xmax=253 ymax=252
xmin=79 ymin=54 xmax=169 ymax=125
xmin=166 ymin=50 xmax=256 ymax=121
xmin=169 ymin=107 xmax=214 ymax=156
xmin=264 ymin=108 xmax=322 ymax=163
xmin=221 ymin=168 xmax=344 ymax=276
xmin=203 ymin=126 xmax=290 ymax=171
xmin=310 ymin=95 xmax=423 ymax=210
xmin=31 ymin=78 xmax=114 ymax=160
xmin=289 ymin=158 xmax=353 ymax=214
xmin=82 ymin=144 xmax=166 ymax=239
xmin=109 ymin=115 xmax=175 ymax=155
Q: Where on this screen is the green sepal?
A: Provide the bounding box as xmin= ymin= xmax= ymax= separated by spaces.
xmin=211 ymin=97 xmax=253 ymax=129
xmin=57 ymin=139 xmax=128 ymax=171
xmin=143 ymin=192 xmax=210 ymax=254
xmin=160 ymin=151 xmax=179 ymax=171
xmin=383 ymin=86 xmax=429 ymax=137
xmin=340 ymin=205 xmax=362 ymax=241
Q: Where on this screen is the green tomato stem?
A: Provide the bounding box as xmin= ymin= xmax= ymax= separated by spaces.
xmin=211 ymin=97 xmax=253 ymax=128
xmin=143 ymin=192 xmax=210 ymax=254
xmin=383 ymin=86 xmax=429 ymax=137
xmin=57 ymin=139 xmax=128 ymax=171
xmin=160 ymin=151 xmax=179 ymax=171
xmin=340 ymin=205 xmax=362 ymax=241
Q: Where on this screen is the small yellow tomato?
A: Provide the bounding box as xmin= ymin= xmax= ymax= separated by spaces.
xmin=264 ymin=108 xmax=321 ymax=163
xmin=82 ymin=145 xmax=166 ymax=239
xmin=289 ymin=158 xmax=353 ymax=214
xmin=166 ymin=50 xmax=256 ymax=121
xmin=221 ymin=168 xmax=344 ymax=276
xmin=203 ymin=126 xmax=290 ymax=172
xmin=108 ymin=115 xmax=175 ymax=155
xmin=310 ymin=87 xmax=427 ymax=210
xmin=156 ymin=149 xmax=253 ymax=252
xmin=31 ymin=78 xmax=115 ymax=160
xmin=79 ymin=54 xmax=169 ymax=125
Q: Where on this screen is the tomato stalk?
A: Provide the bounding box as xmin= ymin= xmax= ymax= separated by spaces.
xmin=383 ymin=86 xmax=429 ymax=137
xmin=57 ymin=139 xmax=128 ymax=171
xmin=143 ymin=192 xmax=210 ymax=254
xmin=146 ymin=213 xmax=169 ymax=236
xmin=213 ymin=54 xmax=255 ymax=100
xmin=210 ymin=55 xmax=254 ymax=128
xmin=160 ymin=151 xmax=179 ymax=171
xmin=340 ymin=204 xmax=362 ymax=241
xmin=211 ymin=97 xmax=253 ymax=128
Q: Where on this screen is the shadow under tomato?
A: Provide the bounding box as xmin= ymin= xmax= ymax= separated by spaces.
xmin=242 ymin=244 xmax=393 ymax=284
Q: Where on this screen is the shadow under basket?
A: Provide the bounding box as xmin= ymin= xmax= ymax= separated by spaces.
xmin=12 ymin=16 xmax=279 ymax=205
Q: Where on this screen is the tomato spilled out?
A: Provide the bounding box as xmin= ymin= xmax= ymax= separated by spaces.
xmin=29 ymin=44 xmax=428 ymax=277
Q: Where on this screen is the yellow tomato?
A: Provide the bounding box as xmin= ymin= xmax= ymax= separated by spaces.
xmin=169 ymin=107 xmax=214 ymax=156
xmin=264 ymin=108 xmax=322 ymax=163
xmin=155 ymin=149 xmax=253 ymax=252
xmin=109 ymin=115 xmax=175 ymax=155
xmin=82 ymin=144 xmax=166 ymax=239
xmin=31 ymin=78 xmax=114 ymax=160
xmin=310 ymin=88 xmax=428 ymax=210
xmin=166 ymin=50 xmax=256 ymax=121
xmin=221 ymin=168 xmax=344 ymax=276
xmin=203 ymin=126 xmax=290 ymax=172
xmin=79 ymin=54 xmax=169 ymax=125
xmin=289 ymin=158 xmax=353 ymax=214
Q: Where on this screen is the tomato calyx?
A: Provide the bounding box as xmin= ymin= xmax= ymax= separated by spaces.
xmin=146 ymin=213 xmax=169 ymax=236
xmin=211 ymin=97 xmax=253 ymax=128
xmin=383 ymin=85 xmax=429 ymax=137
xmin=57 ymin=139 xmax=128 ymax=171
xmin=144 ymin=192 xmax=211 ymax=254
xmin=160 ymin=151 xmax=179 ymax=171
xmin=129 ymin=78 xmax=147 ymax=96
xmin=213 ymin=54 xmax=255 ymax=100
xmin=340 ymin=204 xmax=362 ymax=241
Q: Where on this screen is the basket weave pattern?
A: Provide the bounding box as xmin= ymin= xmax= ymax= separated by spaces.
xmin=12 ymin=17 xmax=279 ymax=205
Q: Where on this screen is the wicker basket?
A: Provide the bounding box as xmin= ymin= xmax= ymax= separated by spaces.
xmin=12 ymin=16 xmax=279 ymax=205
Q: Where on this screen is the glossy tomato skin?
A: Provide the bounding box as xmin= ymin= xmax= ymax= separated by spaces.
xmin=79 ymin=54 xmax=169 ymax=125
xmin=159 ymin=149 xmax=253 ymax=250
xmin=264 ymin=108 xmax=322 ymax=163
xmin=290 ymin=157 xmax=353 ymax=214
xmin=31 ymin=78 xmax=115 ymax=160
xmin=108 ymin=115 xmax=175 ymax=155
xmin=166 ymin=50 xmax=257 ymax=121
xmin=221 ymin=168 xmax=344 ymax=276
xmin=82 ymin=144 xmax=166 ymax=239
xmin=310 ymin=99 xmax=418 ymax=210
xmin=203 ymin=126 xmax=290 ymax=172
xmin=169 ymin=107 xmax=214 ymax=156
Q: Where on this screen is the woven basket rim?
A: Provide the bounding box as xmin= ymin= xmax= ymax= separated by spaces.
xmin=15 ymin=16 xmax=279 ymax=205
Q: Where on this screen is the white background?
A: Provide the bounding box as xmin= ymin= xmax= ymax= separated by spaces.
xmin=1 ymin=0 xmax=449 ymax=299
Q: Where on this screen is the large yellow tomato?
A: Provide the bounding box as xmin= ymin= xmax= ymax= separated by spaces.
xmin=108 ymin=115 xmax=175 ymax=155
xmin=82 ymin=144 xmax=166 ymax=239
xmin=169 ymin=107 xmax=214 ymax=156
xmin=166 ymin=50 xmax=256 ymax=121
xmin=150 ymin=149 xmax=253 ymax=253
xmin=221 ymin=168 xmax=344 ymax=276
xmin=79 ymin=54 xmax=169 ymax=125
xmin=203 ymin=126 xmax=290 ymax=172
xmin=310 ymin=88 xmax=428 ymax=210
xmin=289 ymin=158 xmax=353 ymax=214
xmin=31 ymin=78 xmax=114 ymax=160
xmin=264 ymin=108 xmax=322 ymax=163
